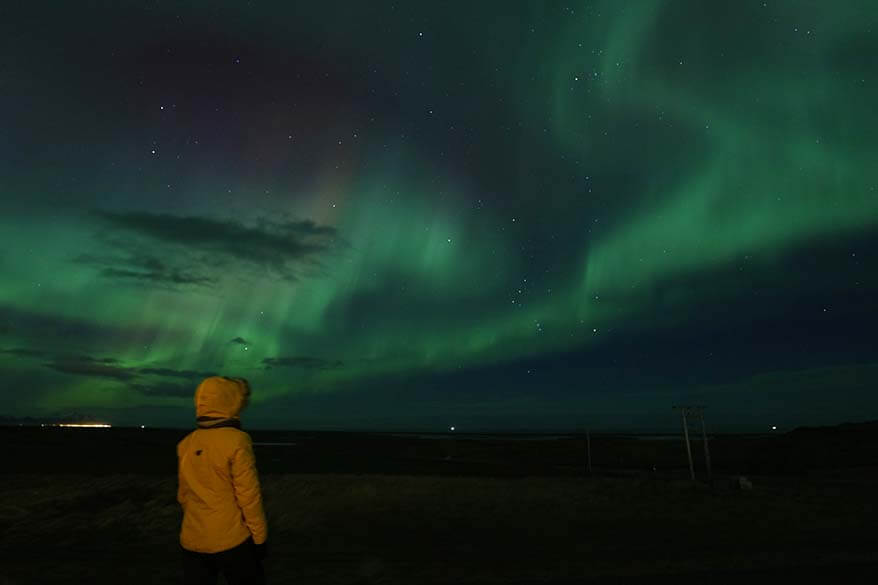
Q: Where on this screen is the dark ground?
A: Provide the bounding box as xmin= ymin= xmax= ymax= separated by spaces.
xmin=6 ymin=422 xmax=878 ymax=478
xmin=1 ymin=423 xmax=877 ymax=584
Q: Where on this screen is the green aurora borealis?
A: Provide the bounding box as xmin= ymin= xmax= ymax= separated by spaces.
xmin=1 ymin=1 xmax=876 ymax=430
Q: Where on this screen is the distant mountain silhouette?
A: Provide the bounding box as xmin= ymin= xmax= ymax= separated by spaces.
xmin=791 ymin=420 xmax=878 ymax=434
xmin=0 ymin=411 xmax=105 ymax=425
xmin=0 ymin=415 xmax=44 ymax=425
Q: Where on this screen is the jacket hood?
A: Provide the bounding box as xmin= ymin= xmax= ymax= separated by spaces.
xmin=194 ymin=376 xmax=249 ymax=428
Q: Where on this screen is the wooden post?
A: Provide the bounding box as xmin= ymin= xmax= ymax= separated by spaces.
xmin=674 ymin=406 xmax=707 ymax=481
xmin=681 ymin=410 xmax=695 ymax=481
xmin=699 ymin=411 xmax=712 ymax=480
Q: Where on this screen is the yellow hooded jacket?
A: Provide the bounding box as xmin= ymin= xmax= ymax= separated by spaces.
xmin=177 ymin=376 xmax=268 ymax=553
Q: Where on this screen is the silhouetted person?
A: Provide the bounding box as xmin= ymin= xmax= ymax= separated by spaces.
xmin=177 ymin=376 xmax=268 ymax=584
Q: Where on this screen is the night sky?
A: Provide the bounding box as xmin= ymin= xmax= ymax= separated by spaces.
xmin=1 ymin=1 xmax=876 ymax=431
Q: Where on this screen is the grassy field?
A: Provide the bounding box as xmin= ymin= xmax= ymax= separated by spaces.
xmin=2 ymin=470 xmax=877 ymax=584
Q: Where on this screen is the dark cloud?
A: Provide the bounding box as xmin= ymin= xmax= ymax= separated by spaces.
xmin=262 ymin=356 xmax=343 ymax=370
xmin=45 ymin=360 xmax=137 ymax=381
xmin=137 ymin=367 xmax=216 ymax=380
xmin=75 ymin=252 xmax=217 ymax=288
xmin=5 ymin=348 xmax=134 ymax=380
xmin=90 ymin=210 xmax=339 ymax=282
xmin=28 ymin=350 xmax=216 ymax=385
xmin=256 ymin=217 xmax=338 ymax=237
xmin=92 ymin=252 xmax=167 ymax=272
xmin=0 ymin=305 xmax=166 ymax=348
xmin=59 ymin=354 xmax=121 ymax=365
xmin=0 ymin=347 xmax=49 ymax=358
xmin=3 ymin=348 xmax=124 ymax=365
xmin=130 ymin=382 xmax=195 ymax=397
xmin=99 ymin=267 xmax=216 ymax=286
xmin=230 ymin=337 xmax=250 ymax=345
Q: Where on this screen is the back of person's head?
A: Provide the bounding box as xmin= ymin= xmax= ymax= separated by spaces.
xmin=194 ymin=376 xmax=251 ymax=423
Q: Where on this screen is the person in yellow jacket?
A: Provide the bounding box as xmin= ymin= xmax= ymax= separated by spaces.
xmin=177 ymin=376 xmax=268 ymax=585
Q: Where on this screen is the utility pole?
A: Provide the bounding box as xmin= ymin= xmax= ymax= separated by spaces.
xmin=681 ymin=408 xmax=695 ymax=480
xmin=699 ymin=410 xmax=712 ymax=480
xmin=673 ymin=406 xmax=706 ymax=481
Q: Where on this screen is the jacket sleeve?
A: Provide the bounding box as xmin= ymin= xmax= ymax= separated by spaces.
xmin=231 ymin=434 xmax=268 ymax=544
xmin=176 ymin=441 xmax=189 ymax=506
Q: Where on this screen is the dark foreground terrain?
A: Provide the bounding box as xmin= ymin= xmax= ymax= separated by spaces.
xmin=1 ymin=424 xmax=877 ymax=584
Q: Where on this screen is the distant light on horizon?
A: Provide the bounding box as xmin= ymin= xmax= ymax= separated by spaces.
xmin=450 ymin=426 xmax=455 ymax=431
xmin=48 ymin=423 xmax=112 ymax=428
xmin=140 ymin=425 xmax=145 ymax=429
xmin=771 ymin=425 xmax=777 ymax=430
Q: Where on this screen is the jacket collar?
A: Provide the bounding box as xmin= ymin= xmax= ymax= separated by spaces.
xmin=196 ymin=416 xmax=242 ymax=429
